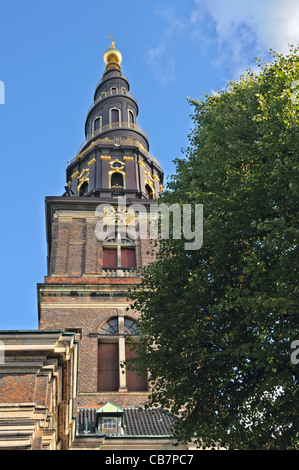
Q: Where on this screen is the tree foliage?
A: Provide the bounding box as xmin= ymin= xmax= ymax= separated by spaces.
xmin=128 ymin=47 xmax=299 ymax=449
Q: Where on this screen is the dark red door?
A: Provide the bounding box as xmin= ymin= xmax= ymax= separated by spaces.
xmin=98 ymin=343 xmax=119 ymax=391
xmin=125 ymin=344 xmax=147 ymax=391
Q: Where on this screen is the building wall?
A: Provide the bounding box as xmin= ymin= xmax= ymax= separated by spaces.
xmin=47 ymin=209 xmax=156 ymax=277
xmin=39 ymin=203 xmax=157 ymax=409
xmin=0 ymin=332 xmax=78 ymax=450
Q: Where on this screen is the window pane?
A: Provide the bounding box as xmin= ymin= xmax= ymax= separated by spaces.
xmin=99 ymin=318 xmax=118 ymax=335
xmin=124 ymin=318 xmax=138 ymax=335
xmin=103 ymin=419 xmax=117 ymax=430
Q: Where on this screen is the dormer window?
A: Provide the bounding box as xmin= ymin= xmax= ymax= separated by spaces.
xmin=96 ymin=403 xmax=124 ymax=435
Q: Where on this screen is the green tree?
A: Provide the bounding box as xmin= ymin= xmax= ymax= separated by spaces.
xmin=128 ymin=47 xmax=299 ymax=450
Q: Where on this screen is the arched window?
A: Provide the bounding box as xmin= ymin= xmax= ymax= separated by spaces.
xmin=124 ymin=317 xmax=138 ymax=335
xmin=92 ymin=116 xmax=102 ymax=132
xmin=99 ymin=317 xmax=139 ymax=336
xmin=99 ymin=317 xmax=118 ymax=335
xmin=111 ymin=172 xmax=124 ymax=190
xmin=78 ymin=181 xmax=89 ymax=197
xmin=128 ymin=109 xmax=135 ymax=124
xmin=145 ymin=183 xmax=154 ymax=199
xmin=109 ymin=107 xmax=121 ymax=124
xmin=97 ymin=317 xmax=147 ymax=392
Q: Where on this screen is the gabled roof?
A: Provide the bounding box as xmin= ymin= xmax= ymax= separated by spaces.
xmin=96 ymin=403 xmax=123 ymax=414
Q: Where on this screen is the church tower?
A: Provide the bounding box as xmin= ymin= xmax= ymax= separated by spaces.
xmin=37 ymin=42 xmax=164 ymax=413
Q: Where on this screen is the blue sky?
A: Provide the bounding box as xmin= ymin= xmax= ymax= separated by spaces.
xmin=0 ymin=0 xmax=298 ymax=329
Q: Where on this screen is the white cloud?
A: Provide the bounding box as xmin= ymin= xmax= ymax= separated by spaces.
xmin=146 ymin=6 xmax=186 ymax=86
xmin=266 ymin=0 xmax=299 ymax=51
xmin=147 ymin=42 xmax=177 ymax=87
xmin=197 ymin=0 xmax=299 ymax=50
xmin=147 ymin=0 xmax=299 ymax=84
xmin=194 ymin=0 xmax=299 ymax=75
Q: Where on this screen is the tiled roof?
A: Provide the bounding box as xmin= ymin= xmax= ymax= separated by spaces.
xmin=77 ymin=407 xmax=175 ymax=437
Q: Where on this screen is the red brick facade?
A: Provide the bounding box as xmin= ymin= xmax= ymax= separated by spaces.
xmin=38 ymin=203 xmax=157 ymax=408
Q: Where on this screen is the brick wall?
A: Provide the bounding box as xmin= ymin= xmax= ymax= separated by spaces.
xmin=40 ymin=204 xmax=157 ymax=409
xmin=49 ymin=211 xmax=158 ymax=277
xmin=76 ymin=392 xmax=149 ymax=409
xmin=39 ymin=302 xmax=141 ymax=395
xmin=0 ymin=374 xmax=36 ymax=403
xmin=0 ymin=332 xmax=78 ymax=450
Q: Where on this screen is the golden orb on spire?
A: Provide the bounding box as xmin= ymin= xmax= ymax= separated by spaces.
xmin=103 ymin=40 xmax=122 ymax=71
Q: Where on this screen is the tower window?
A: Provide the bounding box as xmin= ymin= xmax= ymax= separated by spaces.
xmin=97 ymin=317 xmax=147 ymax=392
xmin=111 ymin=172 xmax=124 ymax=190
xmin=110 ymin=107 xmax=121 ymax=124
xmin=128 ymin=109 xmax=135 ymax=124
xmin=78 ymin=181 xmax=89 ymax=197
xmin=145 ymin=184 xmax=154 ymax=199
xmin=102 ymin=234 xmax=136 ymax=269
xmin=93 ymin=116 xmax=102 ymax=132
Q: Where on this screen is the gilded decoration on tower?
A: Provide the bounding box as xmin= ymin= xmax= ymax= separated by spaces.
xmin=102 ymin=205 xmax=136 ymax=226
xmin=103 ymin=38 xmax=122 ymax=71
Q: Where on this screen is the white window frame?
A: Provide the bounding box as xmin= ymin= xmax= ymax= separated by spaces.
xmin=92 ymin=115 xmax=102 ymax=134
xmin=109 ymin=107 xmax=121 ymax=126
xmin=127 ymin=109 xmax=135 ymax=125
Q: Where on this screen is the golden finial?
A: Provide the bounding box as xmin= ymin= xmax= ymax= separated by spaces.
xmin=104 ymin=36 xmax=122 ymax=71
